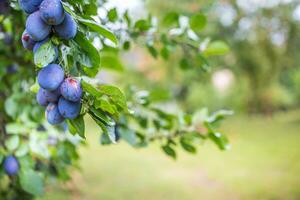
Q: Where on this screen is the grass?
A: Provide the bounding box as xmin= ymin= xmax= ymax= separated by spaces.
xmin=40 ymin=110 xmax=300 ymax=200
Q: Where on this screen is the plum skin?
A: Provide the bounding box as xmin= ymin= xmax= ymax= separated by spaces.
xmin=40 ymin=0 xmax=65 ymax=25
xmin=26 ymin=11 xmax=51 ymax=41
xmin=38 ymin=64 xmax=65 ymax=91
xmin=58 ymin=97 xmax=81 ymax=119
xmin=19 ymin=0 xmax=43 ymax=14
xmin=21 ymin=30 xmax=36 ymax=50
xmin=46 ymin=103 xmax=64 ymax=125
xmin=36 ymin=88 xmax=60 ymax=106
xmin=60 ymin=78 xmax=82 ymax=102
xmin=54 ymin=13 xmax=77 ymax=40
xmin=3 ymin=156 xmax=19 ymax=176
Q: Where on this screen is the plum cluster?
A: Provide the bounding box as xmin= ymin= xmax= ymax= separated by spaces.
xmin=36 ymin=64 xmax=82 ymax=125
xmin=19 ymin=0 xmax=82 ymax=125
xmin=20 ymin=0 xmax=77 ymax=49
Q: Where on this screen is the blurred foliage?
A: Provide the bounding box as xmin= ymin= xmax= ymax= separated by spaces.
xmin=145 ymin=0 xmax=300 ymax=114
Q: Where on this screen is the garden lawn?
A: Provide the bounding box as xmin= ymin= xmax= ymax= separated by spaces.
xmin=41 ymin=110 xmax=300 ymax=200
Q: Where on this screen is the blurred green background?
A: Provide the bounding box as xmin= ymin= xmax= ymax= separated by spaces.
xmin=43 ymin=0 xmax=300 ymax=199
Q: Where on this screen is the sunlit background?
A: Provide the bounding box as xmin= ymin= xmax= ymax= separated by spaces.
xmin=41 ymin=0 xmax=300 ymax=199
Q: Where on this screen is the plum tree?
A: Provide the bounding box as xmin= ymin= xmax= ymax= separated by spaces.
xmin=26 ymin=11 xmax=51 ymax=41
xmin=54 ymin=13 xmax=77 ymax=40
xmin=19 ymin=0 xmax=43 ymax=14
xmin=46 ymin=103 xmax=64 ymax=125
xmin=3 ymin=156 xmax=19 ymax=176
xmin=0 ymin=0 xmax=231 ymax=198
xmin=37 ymin=64 xmax=64 ymax=91
xmin=60 ymin=78 xmax=82 ymax=102
xmin=21 ymin=30 xmax=36 ymax=50
xmin=39 ymin=0 xmax=65 ymax=25
xmin=58 ymin=97 xmax=81 ymax=119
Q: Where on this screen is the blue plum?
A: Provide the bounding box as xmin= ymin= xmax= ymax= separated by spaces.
xmin=19 ymin=0 xmax=43 ymax=14
xmin=60 ymin=77 xmax=82 ymax=102
xmin=38 ymin=64 xmax=64 ymax=91
xmin=33 ymin=38 xmax=58 ymax=61
xmin=21 ymin=30 xmax=36 ymax=50
xmin=36 ymin=89 xmax=48 ymax=106
xmin=26 ymin=11 xmax=51 ymax=41
xmin=36 ymin=88 xmax=60 ymax=106
xmin=3 ymin=156 xmax=19 ymax=176
xmin=40 ymin=0 xmax=65 ymax=25
xmin=0 ymin=0 xmax=10 ymax=15
xmin=54 ymin=13 xmax=77 ymax=40
xmin=46 ymin=103 xmax=64 ymax=125
xmin=58 ymin=97 xmax=81 ymax=119
xmin=6 ymin=64 xmax=19 ymax=74
xmin=4 ymin=33 xmax=13 ymax=45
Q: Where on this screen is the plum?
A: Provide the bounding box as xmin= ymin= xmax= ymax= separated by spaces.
xmin=37 ymin=124 xmax=46 ymax=132
xmin=36 ymin=89 xmax=48 ymax=106
xmin=54 ymin=13 xmax=77 ymax=40
xmin=6 ymin=64 xmax=19 ymax=74
xmin=0 ymin=0 xmax=10 ymax=15
xmin=21 ymin=30 xmax=36 ymax=50
xmin=19 ymin=0 xmax=43 ymax=14
xmin=40 ymin=0 xmax=65 ymax=25
xmin=60 ymin=77 xmax=82 ymax=102
xmin=36 ymin=88 xmax=60 ymax=106
xmin=38 ymin=64 xmax=64 ymax=91
xmin=3 ymin=156 xmax=19 ymax=176
xmin=33 ymin=38 xmax=58 ymax=61
xmin=26 ymin=11 xmax=51 ymax=41
xmin=58 ymin=97 xmax=81 ymax=119
xmin=4 ymin=33 xmax=13 ymax=45
xmin=46 ymin=103 xmax=64 ymax=125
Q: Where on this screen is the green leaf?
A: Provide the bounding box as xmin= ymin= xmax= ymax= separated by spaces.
xmin=81 ymin=80 xmax=102 ymax=97
xmin=95 ymin=99 xmax=118 ymax=115
xmin=119 ymin=127 xmax=136 ymax=146
xmin=89 ymin=107 xmax=115 ymax=126
xmin=134 ymin=19 xmax=151 ymax=31
xmin=147 ymin=43 xmax=158 ymax=58
xmin=208 ymin=132 xmax=230 ymax=150
xmin=74 ymin=32 xmax=100 ymax=76
xmin=162 ymin=145 xmax=176 ymax=159
xmin=206 ymin=110 xmax=234 ymax=124
xmin=90 ymin=112 xmax=116 ymax=143
xmin=34 ymin=40 xmax=57 ymax=68
xmin=203 ymin=41 xmax=230 ymax=56
xmin=78 ymin=18 xmax=118 ymax=45
xmin=6 ymin=123 xmax=28 ymax=135
xmin=30 ymin=82 xmax=40 ymax=94
xmin=20 ymin=170 xmax=44 ymax=196
xmin=67 ymin=116 xmax=85 ymax=139
xmin=4 ymin=96 xmax=18 ymax=119
xmin=5 ymin=135 xmax=19 ymax=151
xmin=180 ymin=137 xmax=196 ymax=154
xmin=98 ymin=85 xmax=128 ymax=112
xmin=162 ymin=12 xmax=179 ymax=27
xmin=189 ymin=13 xmax=207 ymax=32
xmin=108 ymin=8 xmax=118 ymax=22
xmin=15 ymin=144 xmax=29 ymax=157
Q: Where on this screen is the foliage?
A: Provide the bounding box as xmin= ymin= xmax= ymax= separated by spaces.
xmin=0 ymin=0 xmax=230 ymax=198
